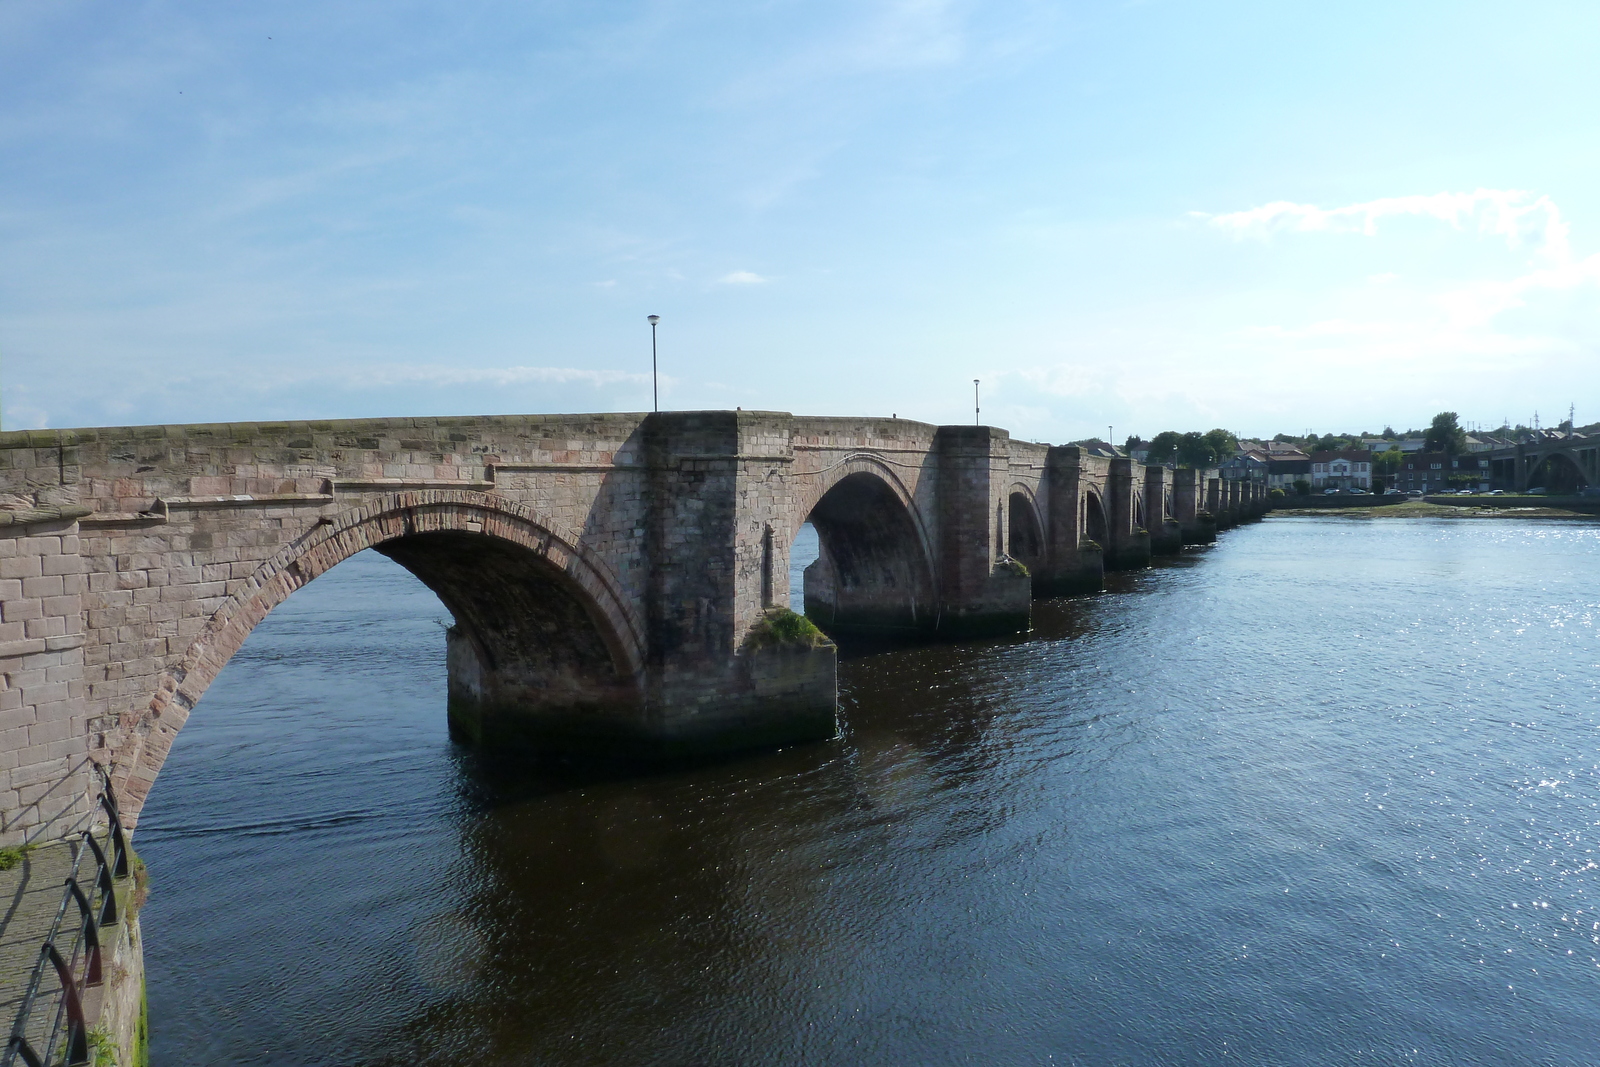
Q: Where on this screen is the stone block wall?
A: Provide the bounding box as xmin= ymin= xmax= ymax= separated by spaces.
xmin=0 ymin=509 xmax=95 ymax=846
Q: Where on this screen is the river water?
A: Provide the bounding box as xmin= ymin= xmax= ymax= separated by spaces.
xmin=134 ymin=516 xmax=1600 ymax=1066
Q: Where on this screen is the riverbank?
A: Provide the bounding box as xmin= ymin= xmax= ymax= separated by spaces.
xmin=1272 ymin=499 xmax=1597 ymax=519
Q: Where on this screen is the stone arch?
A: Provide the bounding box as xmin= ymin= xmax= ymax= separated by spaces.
xmin=1528 ymin=451 xmax=1589 ymax=493
xmin=790 ymin=454 xmax=933 ymax=554
xmin=1083 ymin=489 xmax=1109 ymax=547
xmin=794 ymin=459 xmax=938 ymax=639
xmin=1133 ymin=489 xmax=1147 ymax=531
xmin=112 ymin=491 xmax=645 ymax=825
xmin=1007 ymin=485 xmax=1044 ymax=568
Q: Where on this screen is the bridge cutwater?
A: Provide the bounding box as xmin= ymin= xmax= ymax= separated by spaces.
xmin=0 ymin=411 xmax=1268 ymax=840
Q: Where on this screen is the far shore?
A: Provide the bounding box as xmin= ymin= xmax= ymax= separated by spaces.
xmin=1271 ymin=500 xmax=1598 ymax=520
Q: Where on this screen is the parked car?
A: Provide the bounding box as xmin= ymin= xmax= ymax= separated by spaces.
xmin=1487 ymin=489 xmax=1505 ymax=495
xmin=1323 ymin=488 xmax=1339 ymax=495
xmin=1383 ymin=488 xmax=1403 ymax=495
xmin=1527 ymin=487 xmax=1547 ymax=495
xmin=1407 ymin=490 xmax=1423 ymax=497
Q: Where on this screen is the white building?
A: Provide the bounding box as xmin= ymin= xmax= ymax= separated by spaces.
xmin=1311 ymin=452 xmax=1372 ymax=489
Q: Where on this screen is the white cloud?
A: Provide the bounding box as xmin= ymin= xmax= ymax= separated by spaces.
xmin=1198 ymin=188 xmax=1572 ymax=260
xmin=1197 ymin=187 xmax=1600 ymax=336
xmin=1168 ymin=188 xmax=1600 ymax=429
xmin=719 ymin=270 xmax=768 ymax=285
xmin=990 ymin=189 xmax=1600 ymax=437
xmin=847 ymin=0 xmax=966 ymax=71
xmin=323 ymin=365 xmax=650 ymax=389
xmin=0 ymin=389 xmax=49 ymax=431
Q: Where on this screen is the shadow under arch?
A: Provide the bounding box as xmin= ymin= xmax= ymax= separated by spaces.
xmin=796 ymin=464 xmax=938 ymax=643
xmin=1007 ymin=487 xmax=1044 ymax=571
xmin=1528 ymin=452 xmax=1590 ymax=494
xmin=113 ymin=491 xmax=647 ymax=826
xmin=1084 ymin=489 xmax=1109 ymax=547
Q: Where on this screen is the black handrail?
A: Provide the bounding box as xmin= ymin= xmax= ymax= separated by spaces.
xmin=2 ymin=768 xmax=129 ymax=1067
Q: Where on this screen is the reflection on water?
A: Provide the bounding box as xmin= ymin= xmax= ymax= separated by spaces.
xmin=135 ymin=517 xmax=1600 ymax=1066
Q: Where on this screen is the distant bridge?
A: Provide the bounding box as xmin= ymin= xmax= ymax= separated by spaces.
xmin=0 ymin=411 xmax=1265 ymax=839
xmin=1486 ymin=433 xmax=1598 ymax=493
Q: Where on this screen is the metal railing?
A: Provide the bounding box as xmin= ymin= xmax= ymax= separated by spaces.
xmin=2 ymin=769 xmax=130 ymax=1067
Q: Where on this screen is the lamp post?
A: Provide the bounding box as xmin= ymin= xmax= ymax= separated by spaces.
xmin=647 ymin=315 xmax=660 ymax=412
xmin=974 ymin=380 xmax=980 ymax=426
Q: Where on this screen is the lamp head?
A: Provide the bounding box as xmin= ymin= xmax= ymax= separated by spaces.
xmin=647 ymin=315 xmax=660 ymax=325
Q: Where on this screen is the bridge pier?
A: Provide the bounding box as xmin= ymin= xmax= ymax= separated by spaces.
xmin=1033 ymin=446 xmax=1104 ymax=595
xmin=1206 ymin=476 xmax=1228 ymax=530
xmin=1144 ymin=465 xmax=1183 ymax=555
xmin=1172 ymin=468 xmax=1217 ymax=544
xmin=1104 ymin=458 xmax=1151 ymax=571
xmin=931 ymin=427 xmax=1032 ymax=636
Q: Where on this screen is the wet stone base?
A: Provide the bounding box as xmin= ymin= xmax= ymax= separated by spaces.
xmin=447 ymin=646 xmax=840 ymax=765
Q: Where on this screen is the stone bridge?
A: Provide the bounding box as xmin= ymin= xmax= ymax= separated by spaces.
xmin=1486 ymin=434 xmax=1598 ymax=493
xmin=0 ymin=411 xmax=1266 ymax=841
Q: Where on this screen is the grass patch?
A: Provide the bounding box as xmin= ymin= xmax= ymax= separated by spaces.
xmin=129 ymin=846 xmax=149 ymax=914
xmin=744 ymin=608 xmax=831 ymax=651
xmin=1000 ymin=557 xmax=1030 ymax=578
xmin=0 ymin=843 xmax=36 ymax=871
xmin=134 ymin=973 xmax=149 ymax=1067
xmin=88 ymin=1024 xmax=118 ymax=1067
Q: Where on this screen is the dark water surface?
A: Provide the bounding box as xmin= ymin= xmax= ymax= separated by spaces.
xmin=136 ymin=517 xmax=1600 ymax=1066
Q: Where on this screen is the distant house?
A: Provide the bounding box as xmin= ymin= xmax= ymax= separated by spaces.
xmin=1220 ymin=449 xmax=1269 ymax=482
xmin=1267 ymin=450 xmax=1311 ymax=490
xmin=1310 ymin=450 xmax=1372 ymax=489
xmin=1394 ymin=452 xmax=1490 ymax=492
xmin=1366 ymin=436 xmax=1501 ymax=455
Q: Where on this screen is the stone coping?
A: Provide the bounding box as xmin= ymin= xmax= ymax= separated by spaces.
xmin=0 ymin=504 xmax=91 ymax=528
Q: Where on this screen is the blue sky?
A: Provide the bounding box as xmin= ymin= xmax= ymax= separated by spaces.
xmin=4 ymin=0 xmax=1597 ymax=441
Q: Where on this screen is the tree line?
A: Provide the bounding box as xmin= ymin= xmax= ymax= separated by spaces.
xmin=1126 ymin=413 xmax=1471 ymax=473
xmin=1125 ymin=429 xmax=1239 ymax=468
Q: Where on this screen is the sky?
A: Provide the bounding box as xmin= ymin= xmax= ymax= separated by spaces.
xmin=3 ymin=0 xmax=1598 ymax=442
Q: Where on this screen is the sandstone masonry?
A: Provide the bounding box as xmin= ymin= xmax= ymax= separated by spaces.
xmin=0 ymin=411 xmax=1268 ymax=842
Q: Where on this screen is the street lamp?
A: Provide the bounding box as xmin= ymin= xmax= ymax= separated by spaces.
xmin=647 ymin=315 xmax=660 ymax=412
xmin=974 ymin=380 xmax=980 ymax=426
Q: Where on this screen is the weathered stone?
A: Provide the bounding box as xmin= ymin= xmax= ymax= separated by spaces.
xmin=0 ymin=410 xmax=1224 ymax=840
